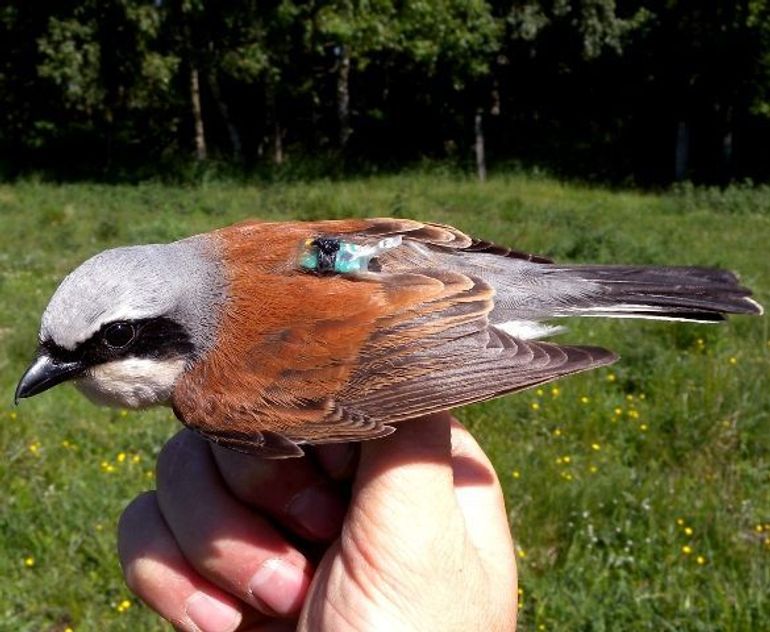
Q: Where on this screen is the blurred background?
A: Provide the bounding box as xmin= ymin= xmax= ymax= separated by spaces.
xmin=3 ymin=0 xmax=770 ymax=184
xmin=1 ymin=2 xmax=769 ymax=631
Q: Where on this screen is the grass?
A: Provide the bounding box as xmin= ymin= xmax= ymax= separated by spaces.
xmin=0 ymin=171 xmax=768 ymax=630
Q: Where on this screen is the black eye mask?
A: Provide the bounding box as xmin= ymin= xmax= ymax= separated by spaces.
xmin=42 ymin=317 xmax=195 ymax=368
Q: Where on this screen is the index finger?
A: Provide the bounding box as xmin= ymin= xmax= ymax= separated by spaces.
xmin=155 ymin=431 xmax=313 ymax=617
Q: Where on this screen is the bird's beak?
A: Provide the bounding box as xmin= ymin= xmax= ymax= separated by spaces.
xmin=15 ymin=354 xmax=85 ymax=404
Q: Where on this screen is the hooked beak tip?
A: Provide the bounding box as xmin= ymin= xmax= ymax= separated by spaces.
xmin=15 ymin=354 xmax=84 ymax=404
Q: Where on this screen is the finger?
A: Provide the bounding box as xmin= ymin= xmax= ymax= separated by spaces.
xmin=449 ymin=419 xmax=517 ymax=583
xmin=211 ymin=444 xmax=346 ymax=541
xmin=118 ymin=491 xmax=247 ymax=632
xmin=156 ymin=430 xmax=312 ymax=618
xmin=311 ymin=443 xmax=359 ymax=481
xmin=349 ymin=412 xmax=461 ymax=551
xmin=355 ymin=411 xmax=456 ymax=506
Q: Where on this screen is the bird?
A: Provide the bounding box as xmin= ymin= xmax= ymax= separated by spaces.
xmin=14 ymin=218 xmax=763 ymax=457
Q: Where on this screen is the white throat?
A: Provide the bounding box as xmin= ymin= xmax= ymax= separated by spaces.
xmin=76 ymin=357 xmax=187 ymax=409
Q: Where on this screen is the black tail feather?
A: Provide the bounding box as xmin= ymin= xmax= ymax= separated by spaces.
xmin=557 ymin=265 xmax=763 ymax=321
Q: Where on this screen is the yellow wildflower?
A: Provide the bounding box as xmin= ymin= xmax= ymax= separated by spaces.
xmin=116 ymin=599 xmax=132 ymax=613
xmin=531 ymin=402 xmax=540 ymax=411
xmin=606 ymin=373 xmax=616 ymax=382
xmin=28 ymin=442 xmax=41 ymax=455
xmin=729 ymin=356 xmax=737 ymax=365
xmin=536 ymin=388 xmax=544 ymax=397
xmin=639 ymin=423 xmax=648 ymax=431
xmin=563 ymin=456 xmax=571 ymax=464
xmin=589 ymin=465 xmax=598 ymax=474
xmin=580 ymin=396 xmax=590 ymax=404
xmin=755 ymin=524 xmax=764 ymax=533
xmin=9 ymin=411 xmax=17 ymax=420
xmin=512 ymin=470 xmax=521 ymax=479
xmin=591 ymin=443 xmax=601 ymax=451
xmin=676 ymin=518 xmax=685 ymax=526
xmin=553 ymin=428 xmax=562 ymax=437
xmin=131 ymin=454 xmax=141 ymax=464
xmin=551 ymin=387 xmax=560 ymax=397
xmin=626 ymin=394 xmax=634 ymax=402
xmin=682 ymin=545 xmax=693 ymax=555
xmin=24 ymin=556 xmax=35 ymax=567
xmin=117 ymin=452 xmax=126 ymax=463
xmin=684 ymin=527 xmax=693 ymax=536
xmin=614 ymin=407 xmax=623 ymax=416
xmin=696 ymin=556 xmax=706 ymax=565
xmin=517 ymin=548 xmax=527 ymax=559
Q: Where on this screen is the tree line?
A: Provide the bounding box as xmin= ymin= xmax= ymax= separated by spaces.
xmin=2 ymin=1 xmax=770 ymax=184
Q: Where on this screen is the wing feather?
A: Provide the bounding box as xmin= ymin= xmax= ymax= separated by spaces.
xmin=174 ymin=218 xmax=617 ymax=455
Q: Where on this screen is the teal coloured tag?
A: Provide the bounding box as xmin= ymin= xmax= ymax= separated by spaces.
xmin=298 ymin=235 xmax=402 ymax=273
xmin=334 ymin=243 xmax=369 ymax=273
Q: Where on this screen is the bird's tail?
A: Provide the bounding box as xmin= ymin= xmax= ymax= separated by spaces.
xmin=547 ymin=265 xmax=763 ymax=322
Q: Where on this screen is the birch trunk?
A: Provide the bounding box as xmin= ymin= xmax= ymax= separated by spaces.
xmin=266 ymin=81 xmax=283 ymax=165
xmin=337 ymin=46 xmax=352 ymax=148
xmin=475 ymin=109 xmax=487 ymax=182
xmin=190 ymin=66 xmax=207 ymax=162
xmin=674 ymin=120 xmax=689 ymax=181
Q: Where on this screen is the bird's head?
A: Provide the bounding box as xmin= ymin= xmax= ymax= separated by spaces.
xmin=15 ymin=237 xmax=226 ymax=409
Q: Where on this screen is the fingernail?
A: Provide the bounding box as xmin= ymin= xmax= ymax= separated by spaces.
xmin=185 ymin=592 xmax=241 ymax=632
xmin=286 ymin=484 xmax=346 ymax=540
xmin=248 ymin=558 xmax=307 ymax=616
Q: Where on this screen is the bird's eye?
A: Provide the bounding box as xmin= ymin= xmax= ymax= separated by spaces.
xmin=103 ymin=322 xmax=136 ymax=349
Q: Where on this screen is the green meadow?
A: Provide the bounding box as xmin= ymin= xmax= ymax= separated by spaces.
xmin=0 ymin=172 xmax=768 ymax=631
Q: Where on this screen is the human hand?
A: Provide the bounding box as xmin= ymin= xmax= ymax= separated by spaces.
xmin=118 ymin=413 xmax=518 ymax=631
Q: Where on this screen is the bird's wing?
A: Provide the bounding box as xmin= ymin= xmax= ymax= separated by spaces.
xmin=173 ymin=219 xmax=615 ymax=457
xmin=330 ymin=269 xmax=617 ymax=430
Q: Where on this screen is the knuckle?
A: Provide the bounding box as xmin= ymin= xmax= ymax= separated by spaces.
xmin=122 ymin=555 xmax=161 ymax=597
xmin=116 ymin=491 xmax=172 ymax=597
xmin=156 ymin=429 xmax=204 ymax=486
xmin=118 ymin=490 xmax=157 ymax=530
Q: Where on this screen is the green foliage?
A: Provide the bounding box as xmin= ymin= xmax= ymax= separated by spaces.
xmin=0 ymin=172 xmax=767 ymax=630
xmin=37 ymin=17 xmax=104 ymax=112
xmin=505 ymin=0 xmax=652 ymax=58
xmin=7 ymin=1 xmax=770 ymax=182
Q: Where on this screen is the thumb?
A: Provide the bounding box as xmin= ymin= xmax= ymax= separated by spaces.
xmin=345 ymin=412 xmax=463 ymax=562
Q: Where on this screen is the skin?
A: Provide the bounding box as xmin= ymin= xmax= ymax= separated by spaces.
xmin=118 ymin=413 xmax=518 ymax=631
